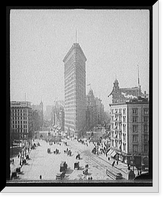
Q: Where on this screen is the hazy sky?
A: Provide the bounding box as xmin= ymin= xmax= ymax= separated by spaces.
xmin=10 ymin=9 xmax=149 ymax=111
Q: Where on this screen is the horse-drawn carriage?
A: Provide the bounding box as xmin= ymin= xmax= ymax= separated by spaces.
xmin=83 ymin=168 xmax=88 ymax=175
xmin=47 ymin=148 xmax=51 ymax=154
xmin=64 ymin=148 xmax=72 ymax=156
xmin=54 ymin=149 xmax=60 ymax=154
xmin=55 ymin=161 xmax=68 ymax=180
xmin=74 ymin=162 xmax=80 ymax=170
xmin=67 ymin=150 xmax=72 ymax=156
xmin=76 ymin=153 xmax=81 ymax=160
xmin=60 ymin=161 xmax=68 ymax=172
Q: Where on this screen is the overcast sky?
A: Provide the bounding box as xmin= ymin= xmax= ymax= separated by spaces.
xmin=10 ymin=9 xmax=149 ymax=111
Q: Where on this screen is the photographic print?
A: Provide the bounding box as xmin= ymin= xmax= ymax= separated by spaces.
xmin=4 ymin=3 xmax=159 ymax=193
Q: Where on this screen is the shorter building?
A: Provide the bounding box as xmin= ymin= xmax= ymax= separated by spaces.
xmin=10 ymin=101 xmax=33 ymax=140
xmin=52 ymin=101 xmax=65 ymax=131
xmin=86 ymin=88 xmax=105 ymax=131
xmin=95 ymin=97 xmax=104 ymax=124
xmin=31 ymin=101 xmax=44 ymax=128
xmin=109 ymin=97 xmax=149 ymax=166
xmin=44 ymin=105 xmax=54 ymax=121
xmin=108 ymin=79 xmax=146 ymax=104
xmin=86 ymin=89 xmax=97 ymax=131
xmin=32 ymin=110 xmax=41 ymax=131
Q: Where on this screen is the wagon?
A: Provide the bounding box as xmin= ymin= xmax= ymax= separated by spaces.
xmin=83 ymin=168 xmax=88 ymax=175
xmin=47 ymin=148 xmax=51 ymax=153
xmin=60 ymin=161 xmax=68 ymax=172
xmin=74 ymin=162 xmax=79 ymax=170
xmin=56 ymin=171 xmax=65 ymax=180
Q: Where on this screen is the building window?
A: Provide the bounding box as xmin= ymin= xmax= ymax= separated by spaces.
xmin=112 ymin=139 xmax=114 ymax=147
xmin=119 ymin=122 xmax=122 ymax=130
xmin=133 ymin=145 xmax=138 ymax=153
xmin=133 ymin=116 xmax=138 ymax=123
xmin=119 ymin=131 xmax=122 ymax=140
xmin=144 ymin=108 xmax=149 ymax=115
xmin=133 ymin=125 xmax=138 ymax=133
xmin=144 ymin=144 xmax=148 ymax=153
xmin=144 ymin=124 xmax=148 ymax=133
xmin=133 ymin=135 xmax=138 ymax=143
xmin=123 ymin=116 xmax=126 ymax=122
xmin=144 ymin=116 xmax=149 ymax=123
xmin=123 ymin=124 xmax=126 ymax=132
xmin=111 ymin=131 xmax=114 ymax=138
xmin=144 ymin=135 xmax=148 ymax=143
xmin=123 ymin=108 xmax=126 ymax=115
xmin=123 ymin=143 xmax=126 ymax=152
xmin=123 ymin=133 xmax=126 ymax=142
xmin=115 ymin=131 xmax=118 ymax=138
xmin=115 ymin=140 xmax=118 ymax=148
xmin=132 ymin=108 xmax=138 ymax=115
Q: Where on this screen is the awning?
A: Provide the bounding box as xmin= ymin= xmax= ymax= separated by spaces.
xmin=111 ymin=151 xmax=116 ymax=157
xmin=107 ymin=149 xmax=116 ymax=157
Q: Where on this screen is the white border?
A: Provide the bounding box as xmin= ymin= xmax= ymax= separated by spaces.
xmin=2 ymin=2 xmax=159 ymax=193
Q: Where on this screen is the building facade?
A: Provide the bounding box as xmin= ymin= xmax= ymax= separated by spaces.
xmin=31 ymin=101 xmax=43 ymax=128
xmin=109 ymin=98 xmax=149 ymax=164
xmin=86 ymin=89 xmax=97 ymax=131
xmin=86 ymin=88 xmax=105 ymax=131
xmin=52 ymin=101 xmax=65 ymax=131
xmin=63 ymin=43 xmax=87 ymax=136
xmin=10 ymin=101 xmax=33 ymax=140
xmin=108 ymin=79 xmax=146 ymax=104
xmin=32 ymin=110 xmax=41 ymax=131
xmin=95 ymin=97 xmax=104 ymax=125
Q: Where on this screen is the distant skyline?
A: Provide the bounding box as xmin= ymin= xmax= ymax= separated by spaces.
xmin=10 ymin=9 xmax=149 ymax=111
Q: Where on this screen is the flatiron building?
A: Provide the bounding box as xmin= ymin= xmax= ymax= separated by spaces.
xmin=63 ymin=43 xmax=87 ymax=137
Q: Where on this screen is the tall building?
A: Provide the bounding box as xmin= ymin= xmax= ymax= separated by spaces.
xmin=109 ymin=97 xmax=149 ymax=165
xmin=10 ymin=101 xmax=33 ymax=140
xmin=108 ymin=79 xmax=149 ymax=167
xmin=63 ymin=43 xmax=87 ymax=137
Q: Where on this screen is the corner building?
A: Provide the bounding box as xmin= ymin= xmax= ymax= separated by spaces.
xmin=10 ymin=101 xmax=33 ymax=139
xmin=109 ymin=98 xmax=149 ymax=166
xmin=63 ymin=43 xmax=87 ymax=137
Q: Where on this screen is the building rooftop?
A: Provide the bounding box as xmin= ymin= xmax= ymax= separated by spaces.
xmin=63 ymin=43 xmax=87 ymax=63
xmin=11 ymin=101 xmax=31 ymax=108
xmin=109 ymin=96 xmax=149 ymax=106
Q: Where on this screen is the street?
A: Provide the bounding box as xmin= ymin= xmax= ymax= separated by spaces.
xmin=14 ymin=138 xmax=119 ymax=181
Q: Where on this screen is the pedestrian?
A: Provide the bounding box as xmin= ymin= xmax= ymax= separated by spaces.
xmin=40 ymin=175 xmax=42 ymax=180
xmin=116 ymin=160 xmax=119 ymax=165
xmin=112 ymin=161 xmax=115 ymax=167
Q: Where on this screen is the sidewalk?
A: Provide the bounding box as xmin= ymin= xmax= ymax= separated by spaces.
xmin=97 ymin=153 xmax=138 ymax=179
xmin=99 ymin=153 xmax=128 ymax=171
xmin=10 ymin=144 xmax=32 ymax=177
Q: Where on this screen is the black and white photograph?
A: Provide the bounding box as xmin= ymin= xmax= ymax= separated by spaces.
xmin=4 ymin=3 xmax=159 ymax=193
